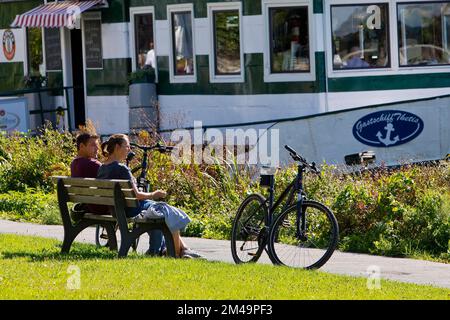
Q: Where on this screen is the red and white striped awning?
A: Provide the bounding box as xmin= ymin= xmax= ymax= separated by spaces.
xmin=11 ymin=0 xmax=103 ymax=28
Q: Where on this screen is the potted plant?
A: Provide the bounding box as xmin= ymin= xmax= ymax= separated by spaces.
xmin=128 ymin=68 xmax=156 ymax=106
xmin=128 ymin=68 xmax=158 ymax=131
xmin=128 ymin=68 xmax=155 ymax=85
xmin=23 ymin=73 xmax=48 ymax=90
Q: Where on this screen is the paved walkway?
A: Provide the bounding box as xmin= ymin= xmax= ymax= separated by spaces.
xmin=0 ymin=219 xmax=449 ymax=289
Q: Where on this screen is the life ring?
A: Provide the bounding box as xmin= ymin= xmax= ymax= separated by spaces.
xmin=2 ymin=29 xmax=16 ymax=61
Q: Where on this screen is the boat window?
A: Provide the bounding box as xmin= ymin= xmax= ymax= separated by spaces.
xmin=213 ymin=10 xmax=241 ymax=75
xmin=269 ymin=6 xmax=310 ymax=73
xmin=27 ymin=28 xmax=44 ymax=75
xmin=398 ymin=2 xmax=450 ymax=67
xmin=331 ymin=4 xmax=390 ymax=70
xmin=171 ymin=11 xmax=195 ymax=76
xmin=44 ymin=28 xmax=62 ymax=72
xmin=84 ymin=14 xmax=103 ymax=70
xmin=134 ymin=13 xmax=155 ymax=71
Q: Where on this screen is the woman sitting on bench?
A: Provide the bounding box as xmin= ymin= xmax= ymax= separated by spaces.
xmin=97 ymin=134 xmax=201 ymax=259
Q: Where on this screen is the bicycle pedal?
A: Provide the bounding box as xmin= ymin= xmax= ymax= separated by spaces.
xmin=100 ymin=234 xmax=109 ymax=240
xmin=248 ymin=253 xmax=258 ymax=256
xmin=281 ymin=220 xmax=291 ymax=227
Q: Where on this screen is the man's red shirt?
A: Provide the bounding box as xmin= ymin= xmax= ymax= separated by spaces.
xmin=70 ymin=157 xmax=101 ymax=178
xmin=70 ymin=157 xmax=108 ymax=214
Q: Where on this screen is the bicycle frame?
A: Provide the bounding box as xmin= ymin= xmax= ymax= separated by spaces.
xmin=265 ymin=165 xmax=306 ymax=229
xmin=128 ymin=142 xmax=173 ymax=193
xmin=128 ymin=150 xmax=150 ymax=192
xmin=232 ymin=145 xmax=334 ymax=267
xmin=235 ymin=164 xmax=309 ymax=257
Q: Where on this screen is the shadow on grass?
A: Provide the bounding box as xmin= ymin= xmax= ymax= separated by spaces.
xmin=0 ymin=243 xmax=145 ymax=262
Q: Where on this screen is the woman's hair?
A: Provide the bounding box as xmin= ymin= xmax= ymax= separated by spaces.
xmin=101 ymin=134 xmax=128 ymax=157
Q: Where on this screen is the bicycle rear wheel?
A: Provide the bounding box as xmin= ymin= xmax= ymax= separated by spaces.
xmin=95 ymin=224 xmax=109 ymax=247
xmin=268 ymin=200 xmax=338 ymax=269
xmin=231 ymin=193 xmax=268 ymax=264
xmin=95 ymin=224 xmax=139 ymax=251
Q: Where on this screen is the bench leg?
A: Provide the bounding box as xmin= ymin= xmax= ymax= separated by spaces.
xmin=103 ymin=222 xmax=118 ymax=251
xmin=116 ymin=223 xmax=177 ymax=258
xmin=61 ymin=221 xmax=97 ymax=254
xmin=118 ymin=239 xmax=133 ymax=258
xmin=61 ymin=229 xmax=77 ymax=254
xmin=118 ymin=227 xmax=145 ymax=257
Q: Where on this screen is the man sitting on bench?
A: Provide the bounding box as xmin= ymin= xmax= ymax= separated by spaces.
xmin=71 ymin=132 xmax=102 ymax=179
xmin=70 ymin=133 xmax=107 ymax=218
xmin=70 ymin=132 xmax=166 ymax=256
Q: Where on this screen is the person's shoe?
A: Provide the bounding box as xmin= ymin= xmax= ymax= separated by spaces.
xmin=70 ymin=203 xmax=86 ymax=222
xmin=181 ymin=254 xmax=194 ymax=259
xmin=181 ymin=248 xmax=205 ymax=259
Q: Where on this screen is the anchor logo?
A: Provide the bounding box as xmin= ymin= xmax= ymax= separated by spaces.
xmin=376 ymin=122 xmax=399 ymax=146
xmin=353 ymin=110 xmax=424 ymax=148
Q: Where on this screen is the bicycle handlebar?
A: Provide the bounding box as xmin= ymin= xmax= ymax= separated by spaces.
xmin=130 ymin=142 xmax=175 ymax=153
xmin=284 ymin=145 xmax=319 ymax=173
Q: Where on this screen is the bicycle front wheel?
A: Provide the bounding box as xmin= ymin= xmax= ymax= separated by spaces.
xmin=231 ymin=193 xmax=268 ymax=264
xmin=268 ymin=200 xmax=338 ymax=269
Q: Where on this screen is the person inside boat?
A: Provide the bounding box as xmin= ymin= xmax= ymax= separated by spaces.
xmin=144 ymin=41 xmax=156 ymax=70
xmin=421 ymin=46 xmax=438 ymax=65
xmin=376 ymin=46 xmax=388 ymax=67
xmin=344 ymin=46 xmax=369 ymax=68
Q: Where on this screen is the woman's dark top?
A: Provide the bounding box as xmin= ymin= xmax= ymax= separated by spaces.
xmin=97 ymin=161 xmax=137 ymax=216
xmin=97 ymin=161 xmax=135 ymax=182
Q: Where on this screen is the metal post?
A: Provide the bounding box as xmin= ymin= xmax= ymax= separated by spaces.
xmin=38 ymin=88 xmax=45 ymax=126
xmin=64 ymin=87 xmax=72 ymax=132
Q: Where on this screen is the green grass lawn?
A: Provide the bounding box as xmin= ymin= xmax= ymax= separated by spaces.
xmin=0 ymin=234 xmax=449 ymax=300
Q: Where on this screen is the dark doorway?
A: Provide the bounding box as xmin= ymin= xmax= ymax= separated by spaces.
xmin=70 ymin=29 xmax=85 ymax=128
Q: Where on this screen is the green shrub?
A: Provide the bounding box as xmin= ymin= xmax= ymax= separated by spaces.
xmin=0 ymin=190 xmax=60 ymax=225
xmin=0 ymin=125 xmax=75 ymax=193
xmin=328 ymin=166 xmax=449 ymax=260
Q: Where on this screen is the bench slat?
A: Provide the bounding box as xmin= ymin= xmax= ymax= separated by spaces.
xmin=55 ymin=175 xmax=174 ymax=258
xmin=68 ymin=195 xmax=139 ymax=208
xmin=83 ymin=214 xmax=116 ymax=222
xmin=83 ymin=213 xmax=165 ymax=224
xmin=67 ymin=186 xmax=135 ymax=198
xmin=54 ymin=176 xmax=133 ymax=189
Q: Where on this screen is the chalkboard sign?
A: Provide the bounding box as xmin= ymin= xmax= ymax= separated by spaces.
xmin=44 ymin=28 xmax=62 ymax=71
xmin=84 ymin=19 xmax=103 ymax=69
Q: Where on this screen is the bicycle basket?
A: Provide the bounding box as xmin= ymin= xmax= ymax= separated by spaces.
xmin=259 ymin=166 xmax=276 ymax=187
xmin=260 ymin=174 xmax=274 ymax=187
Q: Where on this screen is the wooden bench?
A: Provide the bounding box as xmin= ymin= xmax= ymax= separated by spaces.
xmin=54 ymin=176 xmax=176 ymax=258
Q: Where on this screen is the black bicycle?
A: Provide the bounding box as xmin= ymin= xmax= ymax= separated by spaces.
xmin=95 ymin=142 xmax=174 ymax=248
xmin=231 ymin=145 xmax=339 ymax=269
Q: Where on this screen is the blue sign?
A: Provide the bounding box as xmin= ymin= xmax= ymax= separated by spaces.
xmin=353 ymin=110 xmax=424 ymax=147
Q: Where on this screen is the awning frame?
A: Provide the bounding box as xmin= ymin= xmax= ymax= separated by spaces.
xmin=10 ymin=0 xmax=107 ymax=28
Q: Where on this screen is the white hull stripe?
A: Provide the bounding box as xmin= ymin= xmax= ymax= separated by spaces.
xmin=10 ymin=0 xmax=102 ymax=28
